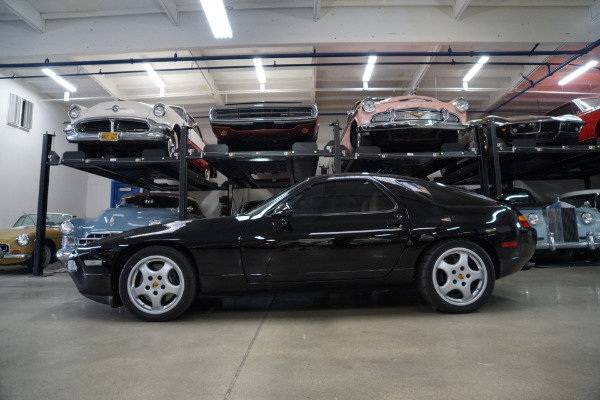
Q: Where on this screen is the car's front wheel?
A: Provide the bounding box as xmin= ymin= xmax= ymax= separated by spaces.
xmin=118 ymin=246 xmax=198 ymax=321
xmin=417 ymin=240 xmax=495 ymax=313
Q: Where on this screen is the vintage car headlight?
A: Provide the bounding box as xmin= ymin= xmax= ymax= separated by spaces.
xmin=68 ymin=105 xmax=81 ymax=119
xmin=61 ymin=220 xmax=74 ymax=234
xmin=17 ymin=234 xmax=30 ymax=247
xmin=362 ymin=99 xmax=376 ymax=113
xmin=581 ymin=212 xmax=594 ymax=225
xmin=453 ymin=97 xmax=469 ymax=113
xmin=527 ymin=213 xmax=540 ymax=225
xmin=153 ymin=103 xmax=167 ymax=117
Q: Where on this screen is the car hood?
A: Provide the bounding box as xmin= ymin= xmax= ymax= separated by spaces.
xmin=0 ymin=226 xmax=61 ymax=241
xmin=74 ymin=208 xmax=183 ymax=233
xmin=477 ymin=114 xmax=584 ymax=125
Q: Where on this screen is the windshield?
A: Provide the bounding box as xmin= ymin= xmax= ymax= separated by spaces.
xmin=576 ymin=98 xmax=600 ymax=111
xmin=244 ymin=179 xmax=311 ymax=217
xmin=13 ymin=213 xmax=72 ymax=227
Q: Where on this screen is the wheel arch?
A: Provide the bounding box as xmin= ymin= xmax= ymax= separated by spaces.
xmin=109 ymin=241 xmax=200 ymax=300
xmin=412 ymin=236 xmax=500 ymax=280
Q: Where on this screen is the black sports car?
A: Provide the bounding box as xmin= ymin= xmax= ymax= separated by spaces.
xmin=67 ymin=173 xmax=536 ymax=321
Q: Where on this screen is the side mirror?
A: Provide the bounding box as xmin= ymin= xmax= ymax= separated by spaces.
xmin=271 ymin=203 xmax=293 ymax=227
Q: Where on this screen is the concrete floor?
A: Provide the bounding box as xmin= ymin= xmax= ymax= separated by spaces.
xmin=1 ymin=258 xmax=599 ymax=400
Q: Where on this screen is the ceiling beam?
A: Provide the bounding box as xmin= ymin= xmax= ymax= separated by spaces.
xmin=453 ymin=0 xmax=472 ymax=20
xmin=313 ymin=0 xmax=322 ymax=21
xmin=158 ymin=0 xmax=179 ymax=25
xmin=0 ymin=0 xmax=45 ymax=33
xmin=188 ymin=50 xmax=225 ymax=106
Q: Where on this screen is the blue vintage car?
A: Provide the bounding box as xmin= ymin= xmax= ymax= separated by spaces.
xmin=56 ymin=192 xmax=204 ymax=261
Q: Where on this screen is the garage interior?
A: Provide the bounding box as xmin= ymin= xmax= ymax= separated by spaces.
xmin=1 ymin=1 xmax=599 ymax=399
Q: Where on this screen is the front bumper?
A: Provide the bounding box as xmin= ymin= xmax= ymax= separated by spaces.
xmin=67 ymin=256 xmax=121 ymax=307
xmin=0 ymin=252 xmax=30 ymax=265
xmin=536 ymin=232 xmax=599 ymax=251
xmin=361 ymin=120 xmax=469 ymax=131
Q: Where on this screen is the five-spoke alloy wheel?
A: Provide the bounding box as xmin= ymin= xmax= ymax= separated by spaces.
xmin=119 ymin=246 xmax=197 ymax=321
xmin=417 ymin=240 xmax=495 ymax=313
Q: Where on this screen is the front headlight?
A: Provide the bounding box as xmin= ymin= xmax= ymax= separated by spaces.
xmin=153 ymin=103 xmax=167 ymax=117
xmin=61 ymin=220 xmax=74 ymax=234
xmin=362 ymin=99 xmax=376 ymax=113
xmin=581 ymin=212 xmax=594 ymax=225
xmin=68 ymin=105 xmax=81 ymax=119
xmin=453 ymin=97 xmax=469 ymax=113
xmin=17 ymin=234 xmax=30 ymax=247
xmin=527 ymin=213 xmax=540 ymax=225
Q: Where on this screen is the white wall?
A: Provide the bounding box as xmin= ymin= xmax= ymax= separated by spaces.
xmin=0 ymin=76 xmax=111 ymax=227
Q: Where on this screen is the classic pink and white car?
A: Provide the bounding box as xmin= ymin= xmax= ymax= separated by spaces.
xmin=340 ymin=95 xmax=470 ymax=153
xmin=63 ymin=100 xmax=211 ymax=173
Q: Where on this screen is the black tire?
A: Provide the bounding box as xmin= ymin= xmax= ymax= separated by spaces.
xmin=26 ymin=242 xmax=53 ymax=270
xmin=118 ymin=246 xmax=198 ymax=322
xmin=417 ymin=240 xmax=495 ymax=313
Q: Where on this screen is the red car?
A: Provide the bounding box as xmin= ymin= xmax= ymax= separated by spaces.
xmin=546 ymin=97 xmax=600 ymax=145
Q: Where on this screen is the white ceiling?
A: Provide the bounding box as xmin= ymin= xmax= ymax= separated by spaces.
xmin=0 ymin=0 xmax=599 ymax=121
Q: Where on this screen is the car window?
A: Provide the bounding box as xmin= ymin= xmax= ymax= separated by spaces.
xmin=287 ymin=180 xmax=394 ymax=215
xmin=547 ymin=103 xmax=575 ymax=116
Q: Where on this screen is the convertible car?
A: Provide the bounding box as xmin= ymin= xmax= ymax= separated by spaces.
xmin=1 ymin=213 xmax=72 ymax=269
xmin=57 ymin=192 xmax=204 ymax=261
xmin=66 ymin=173 xmax=535 ymax=321
xmin=208 ymin=102 xmax=318 ymax=151
xmin=546 ymin=97 xmax=600 ymax=145
xmin=340 ymin=95 xmax=470 ymax=153
xmin=63 ymin=100 xmax=212 ymax=174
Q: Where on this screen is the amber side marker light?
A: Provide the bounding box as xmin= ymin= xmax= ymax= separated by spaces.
xmin=518 ymin=214 xmax=532 ymax=229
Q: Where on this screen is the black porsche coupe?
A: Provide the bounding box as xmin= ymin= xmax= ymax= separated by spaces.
xmin=67 ymin=173 xmax=536 ymax=321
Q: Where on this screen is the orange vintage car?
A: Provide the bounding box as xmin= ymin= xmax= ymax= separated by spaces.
xmin=0 ymin=213 xmax=72 ymax=269
xmin=341 ymin=95 xmax=470 ymax=153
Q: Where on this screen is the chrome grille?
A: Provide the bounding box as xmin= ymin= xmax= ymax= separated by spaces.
xmin=114 ymin=120 xmax=149 ymax=132
xmin=77 ymin=120 xmax=111 ymax=132
xmin=77 ymin=231 xmax=121 ymax=247
xmin=212 ymin=106 xmax=316 ymax=120
xmin=547 ymin=207 xmax=578 ymax=243
xmin=0 ymin=243 xmax=8 ymax=253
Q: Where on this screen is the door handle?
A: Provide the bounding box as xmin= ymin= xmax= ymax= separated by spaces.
xmin=387 ymin=220 xmax=402 ymax=228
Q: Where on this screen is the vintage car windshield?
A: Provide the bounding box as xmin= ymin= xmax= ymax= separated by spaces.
xmin=118 ymin=196 xmax=179 ymax=209
xmin=13 ymin=213 xmax=71 ymax=227
xmin=577 ymin=98 xmax=600 ymax=111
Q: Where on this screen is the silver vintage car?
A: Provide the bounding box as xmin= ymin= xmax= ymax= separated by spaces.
xmin=517 ymin=196 xmax=600 ymax=261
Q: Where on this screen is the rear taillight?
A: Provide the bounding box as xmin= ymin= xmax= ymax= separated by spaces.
xmin=518 ymin=214 xmax=532 ymax=229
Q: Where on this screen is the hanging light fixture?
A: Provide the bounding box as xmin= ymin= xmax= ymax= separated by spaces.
xmin=558 ymin=60 xmax=598 ymax=85
xmin=41 ymin=68 xmax=77 ymax=93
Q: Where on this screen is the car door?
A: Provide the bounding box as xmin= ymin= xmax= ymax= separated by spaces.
xmin=240 ymin=177 xmax=409 ymax=282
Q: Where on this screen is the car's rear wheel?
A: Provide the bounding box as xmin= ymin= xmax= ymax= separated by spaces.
xmin=119 ymin=246 xmax=198 ymax=321
xmin=417 ymin=240 xmax=495 ymax=313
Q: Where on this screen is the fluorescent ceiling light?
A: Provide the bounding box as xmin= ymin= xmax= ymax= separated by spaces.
xmin=63 ymin=91 xmax=70 ymax=102
xmin=362 ymin=56 xmax=377 ymax=83
xmin=260 ymin=83 xmax=265 ymax=92
xmin=559 ymin=60 xmax=598 ymax=85
xmin=463 ymin=56 xmax=489 ymax=83
xmin=200 ymin=0 xmax=232 ymax=39
xmin=41 ymin=68 xmax=76 ymax=92
xmin=142 ymin=63 xmax=165 ymax=89
xmin=254 ymin=58 xmax=266 ymax=84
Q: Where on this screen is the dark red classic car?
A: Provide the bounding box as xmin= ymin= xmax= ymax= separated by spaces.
xmin=546 ymin=97 xmax=600 ymax=145
xmin=208 ymin=102 xmax=318 ymax=151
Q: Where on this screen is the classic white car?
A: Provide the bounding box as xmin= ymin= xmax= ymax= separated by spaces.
xmin=63 ymin=100 xmax=211 ymax=173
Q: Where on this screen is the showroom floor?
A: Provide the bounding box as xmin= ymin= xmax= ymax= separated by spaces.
xmin=0 ymin=257 xmax=599 ymax=400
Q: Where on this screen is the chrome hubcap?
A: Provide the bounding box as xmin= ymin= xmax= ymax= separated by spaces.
xmin=126 ymin=255 xmax=184 ymax=314
xmin=432 ymin=247 xmax=487 ymax=306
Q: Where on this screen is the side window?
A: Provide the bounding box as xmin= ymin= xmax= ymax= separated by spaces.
xmin=286 ymin=180 xmax=394 ymax=215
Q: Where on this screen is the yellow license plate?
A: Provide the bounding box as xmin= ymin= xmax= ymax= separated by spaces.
xmin=100 ymin=132 xmax=118 ymax=141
